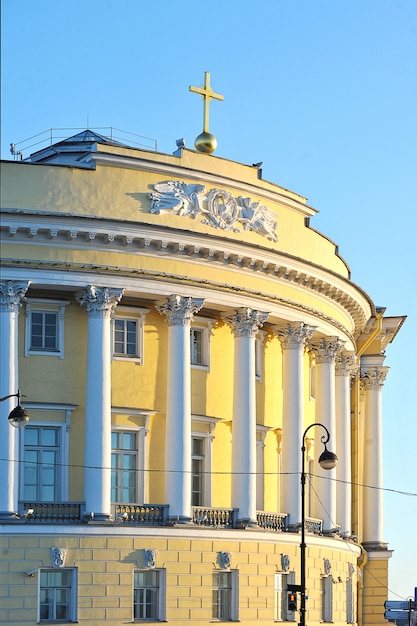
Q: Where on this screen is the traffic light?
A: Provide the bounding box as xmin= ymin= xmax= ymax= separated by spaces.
xmin=287 ymin=591 xmax=297 ymax=612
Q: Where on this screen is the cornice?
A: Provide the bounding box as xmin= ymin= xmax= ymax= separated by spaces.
xmin=0 ymin=211 xmax=372 ymax=336
xmin=0 ymin=256 xmax=357 ymax=346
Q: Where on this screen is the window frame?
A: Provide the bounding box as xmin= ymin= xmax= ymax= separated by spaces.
xmin=112 ymin=306 xmax=148 ymax=363
xmin=274 ymin=571 xmax=295 ymax=622
xmin=255 ymin=330 xmax=266 ymax=381
xmin=19 ymin=404 xmax=76 ymax=503
xmin=133 ymin=568 xmax=166 ymax=622
xmin=212 ymin=569 xmax=238 ymax=622
xmin=25 ymin=299 xmax=70 ymax=359
xmin=38 ymin=567 xmax=78 ymax=623
xmin=191 ymin=415 xmax=219 ymax=508
xmin=111 ymin=430 xmax=139 ymax=504
xmin=322 ymin=575 xmax=333 ymax=623
xmin=256 ymin=426 xmax=269 ymax=511
xmin=346 ymin=576 xmax=356 ymax=624
xmin=190 ymin=316 xmax=214 ymax=370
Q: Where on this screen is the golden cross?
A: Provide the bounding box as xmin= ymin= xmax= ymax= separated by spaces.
xmin=189 ymin=72 xmax=224 ymax=133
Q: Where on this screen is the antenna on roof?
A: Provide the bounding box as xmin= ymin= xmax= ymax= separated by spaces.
xmin=10 ymin=143 xmax=23 ymax=161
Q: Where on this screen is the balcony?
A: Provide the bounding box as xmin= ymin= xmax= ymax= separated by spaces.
xmin=14 ymin=502 xmax=322 ymax=536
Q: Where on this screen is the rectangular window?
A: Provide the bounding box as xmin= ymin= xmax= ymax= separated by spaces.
xmin=134 ymin=570 xmax=165 ymax=621
xmin=112 ymin=307 xmax=148 ymax=363
xmin=111 ymin=431 xmax=138 ymax=503
xmin=212 ymin=570 xmax=238 ymax=621
xmin=190 ymin=328 xmax=204 ymax=365
xmin=190 ymin=318 xmax=214 ymax=369
xmin=31 ymin=311 xmax=58 ymax=351
xmin=39 ymin=568 xmax=77 ymax=622
xmin=114 ymin=318 xmax=138 ymax=357
xmin=322 ymin=575 xmax=333 ymax=622
xmin=346 ymin=577 xmax=356 ymax=624
xmin=192 ymin=437 xmax=205 ymax=506
xmin=275 ymin=572 xmax=295 ymax=621
xmin=23 ymin=426 xmax=60 ymax=501
xmin=25 ymin=299 xmax=69 ymax=359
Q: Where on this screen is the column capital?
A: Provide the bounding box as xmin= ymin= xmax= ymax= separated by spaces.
xmin=335 ymin=352 xmax=358 ymax=377
xmin=309 ymin=336 xmax=344 ymax=363
xmin=0 ymin=281 xmax=30 ymax=312
xmin=76 ymin=285 xmax=123 ymax=317
xmin=222 ymin=307 xmax=268 ymax=338
xmin=155 ymin=295 xmax=204 ymax=326
xmin=360 ymin=366 xmax=389 ymax=390
xmin=273 ymin=321 xmax=316 ymax=350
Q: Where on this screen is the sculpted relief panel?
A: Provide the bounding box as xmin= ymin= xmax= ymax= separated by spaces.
xmin=149 ymin=181 xmax=278 ymax=242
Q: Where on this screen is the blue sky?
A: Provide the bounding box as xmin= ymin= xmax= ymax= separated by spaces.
xmin=2 ymin=0 xmax=416 ymax=599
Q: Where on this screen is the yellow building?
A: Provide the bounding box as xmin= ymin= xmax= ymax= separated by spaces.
xmin=0 ymin=125 xmax=404 ymax=626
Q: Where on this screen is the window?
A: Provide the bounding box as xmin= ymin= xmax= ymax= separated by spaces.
xmin=190 ymin=317 xmax=214 ymax=369
xmin=134 ymin=570 xmax=165 ymax=621
xmin=322 ymin=576 xmax=333 ymax=622
xmin=310 ymin=363 xmax=316 ymax=399
xmin=346 ymin=577 xmax=356 ymax=624
xmin=275 ymin=573 xmax=295 ymax=621
xmin=112 ymin=306 xmax=148 ymax=363
xmin=111 ymin=431 xmax=138 ymax=503
xmin=192 ymin=437 xmax=205 ymax=506
xmin=23 ymin=426 xmax=61 ymax=501
xmin=39 ymin=568 xmax=77 ymax=622
xmin=255 ymin=330 xmax=266 ymax=380
xmin=212 ymin=570 xmax=238 ymax=621
xmin=256 ymin=427 xmax=268 ymax=510
xmin=25 ymin=299 xmax=69 ymax=359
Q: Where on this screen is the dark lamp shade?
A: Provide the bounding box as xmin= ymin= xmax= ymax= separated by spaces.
xmin=8 ymin=405 xmax=30 ymax=428
xmin=318 ymin=447 xmax=338 ymax=470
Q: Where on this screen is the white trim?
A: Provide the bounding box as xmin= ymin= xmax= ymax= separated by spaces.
xmin=112 ymin=306 xmax=148 ymax=364
xmin=191 ymin=415 xmax=219 ymax=507
xmin=19 ymin=405 xmax=76 ymax=502
xmin=38 ymin=567 xmax=78 ymax=623
xmin=25 ymin=299 xmax=70 ymax=359
xmin=190 ymin=316 xmax=215 ymax=371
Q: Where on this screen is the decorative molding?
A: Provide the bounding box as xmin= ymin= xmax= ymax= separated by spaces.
xmin=155 ymin=294 xmax=204 ymax=326
xmin=51 ymin=547 xmax=67 ymax=568
xmin=219 ymin=551 xmax=232 ymax=570
xmin=281 ymin=553 xmax=291 ymax=572
xmin=76 ymin=285 xmax=123 ymax=318
xmin=335 ymin=352 xmax=358 ymax=377
xmin=149 ymin=181 xmax=278 ymax=242
xmin=310 ymin=336 xmax=345 ymax=363
xmin=360 ymin=366 xmax=389 ymax=390
xmin=324 ymin=558 xmax=332 ymax=576
xmin=222 ymin=307 xmax=268 ymax=338
xmin=144 ymin=549 xmax=157 ymax=568
xmin=348 ymin=562 xmax=355 ymax=578
xmin=274 ymin=321 xmax=316 ymax=350
xmin=0 ymin=280 xmax=30 ymax=312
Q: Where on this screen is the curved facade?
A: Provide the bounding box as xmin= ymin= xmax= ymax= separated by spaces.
xmin=0 ymin=131 xmax=405 ymax=625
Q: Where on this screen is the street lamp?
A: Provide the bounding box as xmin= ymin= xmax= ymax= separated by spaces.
xmin=0 ymin=390 xmax=30 ymax=428
xmin=300 ymin=423 xmax=337 ymax=626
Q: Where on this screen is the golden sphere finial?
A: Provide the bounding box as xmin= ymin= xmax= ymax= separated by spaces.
xmin=194 ymin=131 xmax=217 ymax=154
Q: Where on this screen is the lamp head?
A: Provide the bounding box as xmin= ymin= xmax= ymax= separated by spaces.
xmin=8 ymin=404 xmax=30 ymax=428
xmin=318 ymin=445 xmax=338 ymax=470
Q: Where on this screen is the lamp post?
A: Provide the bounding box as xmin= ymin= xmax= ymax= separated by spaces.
xmin=0 ymin=389 xmax=30 ymax=428
xmin=300 ymin=423 xmax=337 ymax=626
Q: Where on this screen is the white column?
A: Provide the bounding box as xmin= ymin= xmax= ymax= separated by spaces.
xmin=156 ymin=295 xmax=204 ymax=523
xmin=0 ymin=281 xmax=30 ymax=519
xmin=310 ymin=336 xmax=344 ymax=532
xmin=335 ymin=352 xmax=357 ymax=536
xmin=223 ymin=308 xmax=268 ymax=526
xmin=77 ymin=286 xmax=123 ymax=520
xmin=275 ymin=322 xmax=315 ymax=527
xmin=360 ymin=361 xmax=389 ymax=547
